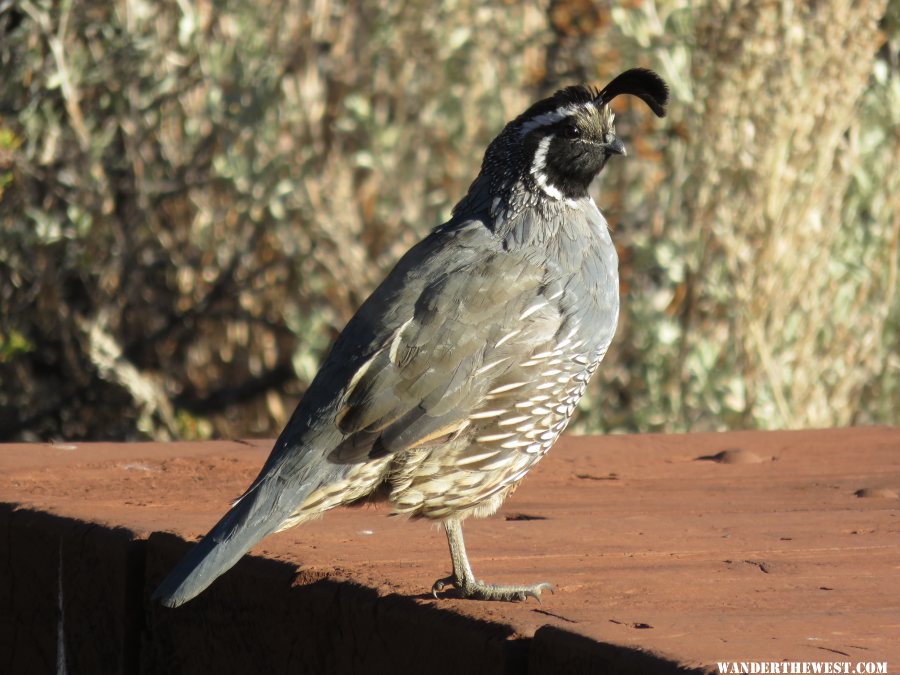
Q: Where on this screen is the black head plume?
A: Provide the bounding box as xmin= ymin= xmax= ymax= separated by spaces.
xmin=596 ymin=68 xmax=668 ymax=118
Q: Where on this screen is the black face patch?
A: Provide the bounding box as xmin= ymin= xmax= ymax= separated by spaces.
xmin=527 ymin=113 xmax=614 ymax=200
xmin=542 ymin=134 xmax=609 ymax=199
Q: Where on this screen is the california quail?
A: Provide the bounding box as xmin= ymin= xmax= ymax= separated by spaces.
xmin=155 ymin=68 xmax=668 ymax=605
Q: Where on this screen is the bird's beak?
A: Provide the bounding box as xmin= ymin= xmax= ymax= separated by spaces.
xmin=605 ymin=137 xmax=626 ymax=157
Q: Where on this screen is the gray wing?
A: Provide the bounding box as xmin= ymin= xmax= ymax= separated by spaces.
xmin=328 ymin=244 xmax=568 ymax=464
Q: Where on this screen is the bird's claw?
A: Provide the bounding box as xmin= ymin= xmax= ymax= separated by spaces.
xmin=431 ymin=576 xmax=455 ymax=599
xmin=431 ymin=576 xmax=554 ymax=603
xmin=524 ymin=582 xmax=555 ymax=604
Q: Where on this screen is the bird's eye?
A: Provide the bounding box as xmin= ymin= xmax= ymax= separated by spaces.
xmin=562 ymin=122 xmax=581 ymax=139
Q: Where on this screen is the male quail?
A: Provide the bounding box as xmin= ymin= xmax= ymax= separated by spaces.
xmin=156 ymin=68 xmax=668 ymax=605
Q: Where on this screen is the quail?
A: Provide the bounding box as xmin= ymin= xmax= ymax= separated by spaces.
xmin=155 ymin=68 xmax=668 ymax=606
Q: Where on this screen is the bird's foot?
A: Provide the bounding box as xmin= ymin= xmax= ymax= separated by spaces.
xmin=431 ymin=575 xmax=554 ymax=603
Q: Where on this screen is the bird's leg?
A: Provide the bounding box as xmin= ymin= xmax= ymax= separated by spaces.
xmin=431 ymin=519 xmax=553 ymax=602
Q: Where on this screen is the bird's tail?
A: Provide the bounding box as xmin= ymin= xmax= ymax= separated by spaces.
xmin=152 ymin=473 xmax=305 ymax=608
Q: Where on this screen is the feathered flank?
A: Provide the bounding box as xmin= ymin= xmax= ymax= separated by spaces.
xmin=596 ymin=68 xmax=669 ymax=118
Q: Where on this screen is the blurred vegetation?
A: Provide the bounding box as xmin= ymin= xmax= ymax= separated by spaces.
xmin=0 ymin=0 xmax=897 ymax=442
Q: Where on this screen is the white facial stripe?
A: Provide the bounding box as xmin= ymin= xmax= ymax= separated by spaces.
xmin=529 ymin=135 xmax=564 ymax=200
xmin=530 ymin=134 xmax=552 ymax=176
xmin=518 ymin=103 xmax=582 ymax=137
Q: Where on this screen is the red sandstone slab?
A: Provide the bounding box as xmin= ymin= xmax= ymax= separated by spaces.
xmin=1 ymin=427 xmax=898 ymax=672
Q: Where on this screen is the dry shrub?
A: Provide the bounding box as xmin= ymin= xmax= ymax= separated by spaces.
xmin=619 ymin=0 xmax=898 ymax=429
xmin=0 ymin=0 xmax=896 ymax=440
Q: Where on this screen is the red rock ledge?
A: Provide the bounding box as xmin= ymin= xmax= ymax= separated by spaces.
xmin=2 ymin=427 xmax=898 ymax=674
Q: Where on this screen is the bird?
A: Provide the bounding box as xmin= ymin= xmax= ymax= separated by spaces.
xmin=155 ymin=68 xmax=668 ymax=606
